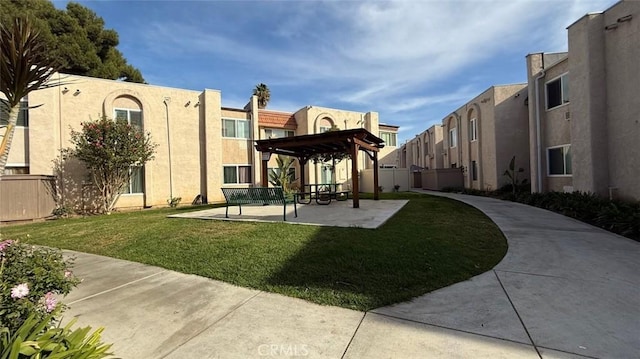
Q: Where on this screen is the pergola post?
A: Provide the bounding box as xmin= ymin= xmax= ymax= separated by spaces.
xmin=261 ymin=152 xmax=270 ymax=187
xmin=373 ymin=151 xmax=379 ymax=200
xmin=351 ymin=143 xmax=360 ymax=208
xmin=299 ymin=157 xmax=307 ymax=199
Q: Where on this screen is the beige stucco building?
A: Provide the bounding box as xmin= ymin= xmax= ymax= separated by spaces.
xmin=528 ymin=0 xmax=639 ymax=200
xmin=400 ymin=84 xmax=530 ymax=191
xmin=2 ymin=74 xmax=398 ymax=211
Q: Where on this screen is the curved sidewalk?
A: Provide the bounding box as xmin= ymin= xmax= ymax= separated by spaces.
xmin=368 ymin=190 xmax=639 ymax=359
xmin=62 ymin=191 xmax=639 ymax=358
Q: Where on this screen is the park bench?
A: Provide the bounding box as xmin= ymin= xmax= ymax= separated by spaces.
xmin=221 ymin=187 xmax=297 ymax=221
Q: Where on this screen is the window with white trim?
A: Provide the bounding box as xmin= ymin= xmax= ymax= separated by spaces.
xmin=122 ymin=166 xmax=144 ymax=194
xmin=319 ymin=126 xmax=332 ymax=133
xmin=469 ymin=118 xmax=477 ymax=142
xmin=114 ymin=108 xmax=142 ymax=129
xmin=547 ymin=145 xmax=572 ymax=176
xmin=223 ymin=165 xmax=252 ymax=184
xmin=1 ymin=98 xmax=29 ymax=127
xmin=222 ymin=119 xmax=250 ymax=139
xmin=546 ymin=73 xmax=569 ymax=109
xmin=379 ymin=131 xmax=397 ymax=146
xmin=264 ymin=129 xmax=294 ymax=139
xmin=114 ymin=108 xmax=145 ymax=194
xmin=449 ymin=128 xmax=457 ymax=148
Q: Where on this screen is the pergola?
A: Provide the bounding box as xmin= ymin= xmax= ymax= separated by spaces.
xmin=254 ymin=128 xmax=385 ymax=208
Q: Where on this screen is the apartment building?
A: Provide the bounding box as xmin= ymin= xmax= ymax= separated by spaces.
xmin=400 ymin=84 xmax=529 ymax=191
xmin=3 ymin=74 xmax=398 ymax=211
xmin=528 ymin=0 xmax=639 ymax=200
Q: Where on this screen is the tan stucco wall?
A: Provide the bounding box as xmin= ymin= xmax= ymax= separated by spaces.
xmin=24 ymin=74 xmax=216 ymax=210
xmin=493 ymin=85 xmax=530 ymax=190
xmin=569 ymin=0 xmax=640 ymax=200
xmin=437 ymin=85 xmax=529 ymax=191
xmin=527 ymin=56 xmax=573 ymax=193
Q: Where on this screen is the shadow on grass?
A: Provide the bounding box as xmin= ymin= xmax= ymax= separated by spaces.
xmin=265 ymin=193 xmax=507 ymax=311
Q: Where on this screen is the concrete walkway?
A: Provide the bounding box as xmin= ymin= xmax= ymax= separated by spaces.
xmin=62 ymin=192 xmax=640 ymax=358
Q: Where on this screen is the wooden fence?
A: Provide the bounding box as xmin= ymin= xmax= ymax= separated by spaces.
xmin=0 ymin=175 xmax=57 ymax=222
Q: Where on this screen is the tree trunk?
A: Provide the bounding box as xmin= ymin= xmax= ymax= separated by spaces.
xmin=0 ymin=106 xmax=20 ymax=175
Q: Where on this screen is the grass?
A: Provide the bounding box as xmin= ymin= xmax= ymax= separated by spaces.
xmin=0 ymin=192 xmax=507 ymax=311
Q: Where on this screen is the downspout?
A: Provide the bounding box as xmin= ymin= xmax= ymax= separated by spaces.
xmin=163 ymin=97 xmax=173 ymax=201
xmin=58 ymin=72 xmax=65 ymax=206
xmin=534 ymin=70 xmax=546 ymax=192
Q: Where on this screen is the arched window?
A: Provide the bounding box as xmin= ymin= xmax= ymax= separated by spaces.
xmin=318 ymin=117 xmax=335 ymax=133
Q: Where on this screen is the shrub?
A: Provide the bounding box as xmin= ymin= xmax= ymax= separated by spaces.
xmin=0 ymin=309 xmax=113 ymax=359
xmin=0 ymin=240 xmax=80 ymax=332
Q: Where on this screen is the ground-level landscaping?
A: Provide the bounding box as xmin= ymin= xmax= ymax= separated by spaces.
xmin=0 ymin=192 xmax=507 ymax=311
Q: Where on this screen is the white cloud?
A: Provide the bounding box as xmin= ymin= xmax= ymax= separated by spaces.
xmin=130 ymin=0 xmax=619 ymax=141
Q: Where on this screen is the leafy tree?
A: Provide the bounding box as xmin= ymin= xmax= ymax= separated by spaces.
xmin=0 ymin=17 xmax=60 ymax=174
xmin=0 ymin=0 xmax=144 ymax=82
xmin=253 ymin=83 xmax=270 ymax=109
xmin=68 ymin=116 xmax=157 ymax=214
xmin=269 ymin=155 xmax=296 ymax=194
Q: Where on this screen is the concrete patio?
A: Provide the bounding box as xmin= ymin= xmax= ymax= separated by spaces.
xmin=168 ymin=199 xmax=408 ymax=229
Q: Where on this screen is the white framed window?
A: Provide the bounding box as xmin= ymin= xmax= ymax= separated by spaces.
xmin=449 ymin=128 xmax=457 ymax=148
xmin=223 ymin=165 xmax=252 ymax=184
xmin=114 ymin=108 xmax=142 ymax=129
xmin=546 ymin=73 xmax=569 ymax=110
xmin=222 ymin=118 xmax=250 ymax=139
xmin=1 ymin=98 xmax=29 ymax=127
xmin=122 ymin=166 xmax=144 ymax=194
xmin=319 ymin=126 xmax=332 ymax=133
xmin=547 ymin=145 xmax=572 ymax=176
xmin=469 ymin=118 xmax=477 ymax=142
xmin=114 ymin=108 xmax=144 ymax=194
xmin=379 ymin=131 xmax=397 ymax=146
xmin=264 ymin=128 xmax=294 ymax=139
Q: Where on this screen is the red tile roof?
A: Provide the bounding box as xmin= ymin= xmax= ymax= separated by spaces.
xmin=258 ymin=110 xmax=297 ymax=130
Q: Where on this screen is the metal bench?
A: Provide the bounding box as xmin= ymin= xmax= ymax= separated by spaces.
xmin=220 ymin=187 xmax=297 ymax=221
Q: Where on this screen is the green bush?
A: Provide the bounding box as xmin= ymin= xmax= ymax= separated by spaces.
xmin=0 ymin=240 xmax=81 ymax=332
xmin=0 ymin=309 xmax=113 ymax=359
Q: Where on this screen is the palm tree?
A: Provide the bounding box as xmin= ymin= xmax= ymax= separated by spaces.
xmin=0 ymin=17 xmax=60 ymax=175
xmin=253 ymin=83 xmax=270 ymax=109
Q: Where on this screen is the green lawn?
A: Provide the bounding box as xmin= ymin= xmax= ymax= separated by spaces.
xmin=0 ymin=192 xmax=507 ymax=311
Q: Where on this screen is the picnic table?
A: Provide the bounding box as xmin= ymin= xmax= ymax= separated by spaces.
xmin=296 ymin=183 xmax=350 ymax=205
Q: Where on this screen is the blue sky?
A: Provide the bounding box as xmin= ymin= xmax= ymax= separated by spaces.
xmin=54 ymin=0 xmax=617 ymax=143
